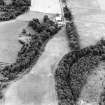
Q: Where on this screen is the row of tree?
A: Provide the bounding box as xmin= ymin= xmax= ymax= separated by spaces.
xmin=62 ymin=5 xmax=80 ymax=51
xmin=0 ymin=15 xmax=61 ymax=81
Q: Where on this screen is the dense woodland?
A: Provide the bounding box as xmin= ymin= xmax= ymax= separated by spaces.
xmin=0 ymin=0 xmax=31 ymax=21
xmin=55 ymin=39 xmax=105 ymax=105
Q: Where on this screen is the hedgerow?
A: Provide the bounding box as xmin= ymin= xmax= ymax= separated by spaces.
xmin=63 ymin=6 xmax=80 ymax=51
xmin=0 ymin=16 xmax=61 ymax=81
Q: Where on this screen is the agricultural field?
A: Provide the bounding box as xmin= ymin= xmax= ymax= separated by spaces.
xmin=0 ymin=20 xmax=27 ymax=63
xmin=1 ymin=0 xmax=105 ymax=105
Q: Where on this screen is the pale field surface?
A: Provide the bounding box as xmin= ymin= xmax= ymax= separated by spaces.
xmin=3 ymin=0 xmax=12 ymax=5
xmin=30 ymin=0 xmax=61 ymax=14
xmin=0 ymin=21 xmax=27 ymax=63
xmin=1 ymin=0 xmax=105 ymax=105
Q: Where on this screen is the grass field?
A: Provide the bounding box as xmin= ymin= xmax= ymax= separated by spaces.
xmin=66 ymin=0 xmax=105 ymax=48
xmin=0 ymin=20 xmax=27 ymax=63
xmin=0 ymin=11 xmax=57 ymax=64
xmin=2 ymin=1 xmax=105 ymax=104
